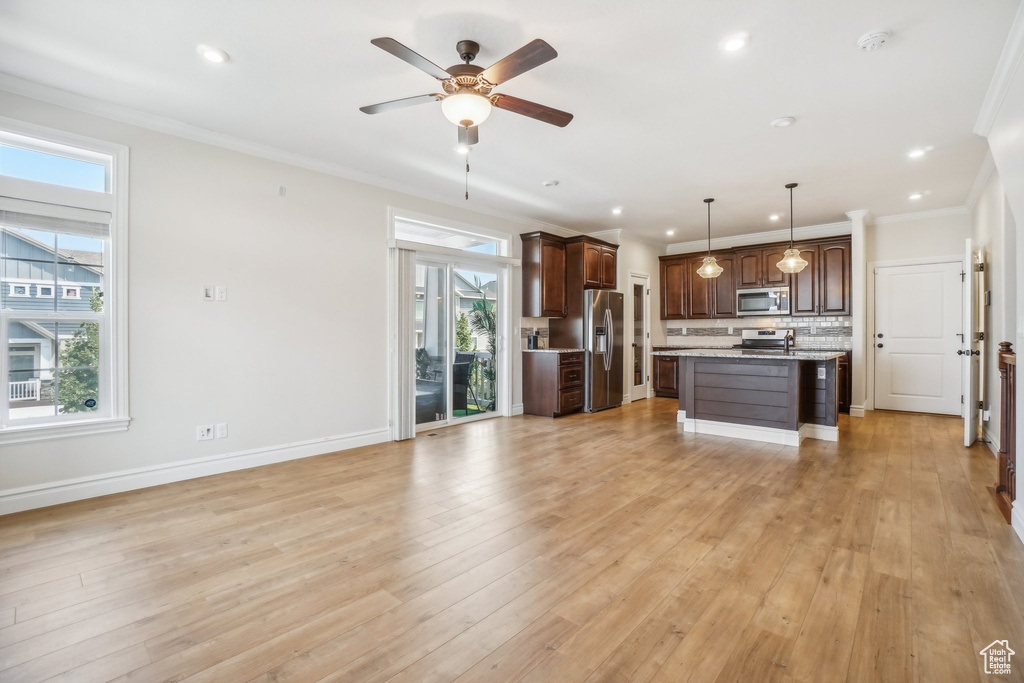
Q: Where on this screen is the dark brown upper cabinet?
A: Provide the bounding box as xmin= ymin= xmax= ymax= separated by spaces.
xmin=660 ymin=257 xmax=687 ymax=320
xmin=658 ymin=236 xmax=851 ymax=320
xmin=520 ymin=232 xmax=567 ymax=318
xmin=685 ymin=255 xmax=714 ymax=319
xmin=820 ymin=242 xmax=852 ymax=315
xmin=599 ymin=247 xmax=617 ymax=289
xmin=712 ymin=253 xmax=737 ymax=318
xmin=790 ymin=246 xmax=819 ymax=317
xmin=582 ymin=242 xmax=602 ymax=287
xmin=735 ymin=250 xmax=763 ymax=288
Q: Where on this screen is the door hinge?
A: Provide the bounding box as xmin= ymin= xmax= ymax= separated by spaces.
xmin=647 ymin=288 xmax=651 ymax=295
xmin=961 ymin=394 xmax=964 ymax=404
xmin=961 ymin=271 xmax=965 ymax=282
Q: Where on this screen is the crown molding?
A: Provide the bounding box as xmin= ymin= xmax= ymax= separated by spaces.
xmin=974 ymin=3 xmax=1024 ymax=136
xmin=665 ymin=220 xmax=851 ymax=255
xmin=583 ymin=228 xmax=621 ymax=245
xmin=965 ymin=151 xmax=997 ymax=209
xmin=0 ymin=73 xmax=576 ymax=237
xmin=872 ymin=205 xmax=970 ymax=226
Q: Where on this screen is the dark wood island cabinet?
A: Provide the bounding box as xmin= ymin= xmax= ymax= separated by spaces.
xmin=522 ymin=350 xmax=585 ymax=417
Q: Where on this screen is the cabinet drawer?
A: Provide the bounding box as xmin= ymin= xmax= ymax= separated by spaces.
xmin=558 ymin=352 xmax=584 ymax=366
xmin=558 ymin=387 xmax=583 ymax=413
xmin=559 ymin=364 xmax=583 ymax=387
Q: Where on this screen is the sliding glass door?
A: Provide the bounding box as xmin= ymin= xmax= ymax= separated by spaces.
xmin=414 ymin=258 xmax=503 ymax=429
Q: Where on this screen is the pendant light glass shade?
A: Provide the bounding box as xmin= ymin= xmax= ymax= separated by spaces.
xmin=697 ymin=255 xmax=724 ymax=279
xmin=776 ymin=182 xmax=808 ymax=274
xmin=696 ymin=197 xmax=723 ymax=279
xmin=777 ymin=247 xmax=808 ymax=274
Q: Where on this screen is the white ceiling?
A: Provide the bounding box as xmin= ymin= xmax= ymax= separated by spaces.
xmin=0 ymin=0 xmax=1018 ymax=243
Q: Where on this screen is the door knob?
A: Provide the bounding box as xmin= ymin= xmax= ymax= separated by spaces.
xmin=877 ymin=333 xmax=884 ymax=338
xmin=957 ymin=350 xmax=964 ymax=355
xmin=877 ymin=343 xmax=883 ymax=348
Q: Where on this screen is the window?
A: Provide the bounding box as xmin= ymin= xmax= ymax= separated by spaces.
xmin=393 ymin=213 xmax=510 ymax=257
xmin=0 ymin=119 xmax=128 ymax=443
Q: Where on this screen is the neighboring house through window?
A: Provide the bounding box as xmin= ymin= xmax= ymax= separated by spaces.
xmin=0 ymin=119 xmax=129 ymax=442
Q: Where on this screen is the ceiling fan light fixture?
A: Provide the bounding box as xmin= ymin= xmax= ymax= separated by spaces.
xmin=441 ymin=91 xmax=492 ymax=127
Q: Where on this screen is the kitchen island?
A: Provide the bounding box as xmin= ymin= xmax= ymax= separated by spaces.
xmin=651 ymin=349 xmax=845 ymax=446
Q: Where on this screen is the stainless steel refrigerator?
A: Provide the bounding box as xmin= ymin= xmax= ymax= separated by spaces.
xmin=584 ymin=290 xmax=624 ymax=412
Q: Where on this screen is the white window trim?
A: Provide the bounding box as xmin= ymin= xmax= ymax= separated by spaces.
xmin=8 ymin=283 xmax=30 ymax=297
xmin=388 ymin=206 xmax=515 ymax=259
xmin=0 ymin=116 xmax=130 ymax=445
xmin=60 ymin=285 xmax=81 ymax=299
xmin=36 ymin=285 xmax=54 ymax=298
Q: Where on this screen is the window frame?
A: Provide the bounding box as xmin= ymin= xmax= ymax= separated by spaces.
xmin=8 ymin=283 xmax=30 ymax=298
xmin=36 ymin=285 xmax=54 ymax=298
xmin=0 ymin=116 xmax=130 ymax=445
xmin=60 ymin=285 xmax=81 ymax=300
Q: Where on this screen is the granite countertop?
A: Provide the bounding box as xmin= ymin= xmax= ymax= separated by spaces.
xmin=651 ymin=349 xmax=846 ymax=360
xmin=652 ymin=344 xmax=735 ymax=349
xmin=522 ymin=348 xmax=585 ymax=354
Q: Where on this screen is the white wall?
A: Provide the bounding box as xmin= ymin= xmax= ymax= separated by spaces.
xmin=972 ymin=163 xmax=1017 ymax=450
xmin=867 ymin=210 xmax=972 ymax=264
xmin=615 ymin=235 xmax=667 ymax=400
xmin=0 ymin=90 xmax=534 ymax=505
xmin=977 ymin=6 xmax=1024 ymax=542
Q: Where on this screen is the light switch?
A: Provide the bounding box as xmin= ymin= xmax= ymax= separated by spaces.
xmin=215 ymin=286 xmax=227 ymax=302
xmin=202 ymin=286 xmax=214 ymax=301
xmin=817 ymin=367 xmax=826 ymax=380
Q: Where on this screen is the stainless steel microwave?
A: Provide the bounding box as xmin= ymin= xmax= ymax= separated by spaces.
xmin=736 ymin=286 xmax=790 ymax=316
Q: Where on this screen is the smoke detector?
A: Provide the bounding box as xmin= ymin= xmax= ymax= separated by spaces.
xmin=857 ymin=31 xmax=891 ymax=52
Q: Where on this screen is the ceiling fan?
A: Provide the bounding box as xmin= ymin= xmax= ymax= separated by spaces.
xmin=359 ymin=37 xmax=573 ymax=148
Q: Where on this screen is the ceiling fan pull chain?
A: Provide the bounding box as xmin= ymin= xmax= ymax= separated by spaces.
xmin=465 ymin=152 xmax=470 ymax=200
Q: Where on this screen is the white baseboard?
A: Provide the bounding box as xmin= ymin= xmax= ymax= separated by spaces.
xmin=511 ymin=403 xmax=524 ymax=416
xmin=800 ymin=423 xmax=839 ymax=443
xmin=983 ymin=428 xmax=1000 ymax=457
xmin=0 ymin=427 xmax=390 ymax=516
xmin=849 ymin=404 xmax=866 ymax=418
xmin=677 ymin=414 xmax=836 ymax=446
xmin=1012 ymin=503 xmax=1024 ymax=548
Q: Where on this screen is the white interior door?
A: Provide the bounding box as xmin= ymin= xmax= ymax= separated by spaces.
xmin=874 ymin=260 xmax=963 ymax=415
xmin=964 ymin=240 xmax=980 ymax=446
xmin=630 ymin=275 xmax=650 ymax=401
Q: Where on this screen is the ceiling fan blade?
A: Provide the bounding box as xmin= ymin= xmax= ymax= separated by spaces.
xmin=359 ymin=94 xmax=441 ymax=114
xmin=491 ymin=94 xmax=573 ymax=127
xmin=370 ymin=37 xmax=451 ymax=80
xmin=458 ymin=125 xmax=480 ymax=147
xmin=480 ymin=39 xmax=557 ymax=85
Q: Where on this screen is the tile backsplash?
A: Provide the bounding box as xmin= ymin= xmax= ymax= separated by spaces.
xmin=520 ymin=317 xmax=550 ymax=349
xmin=665 ymin=315 xmax=853 ymax=349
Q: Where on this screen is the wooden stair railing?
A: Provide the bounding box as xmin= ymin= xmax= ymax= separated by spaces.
xmin=995 ymin=341 xmax=1016 ymax=523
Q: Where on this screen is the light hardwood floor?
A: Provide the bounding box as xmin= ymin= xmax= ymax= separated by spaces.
xmin=2 ymin=399 xmax=1024 ymax=682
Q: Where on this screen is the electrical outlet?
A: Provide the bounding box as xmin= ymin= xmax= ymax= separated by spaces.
xmin=202 ymin=286 xmax=214 ymax=301
xmin=817 ymin=367 xmax=827 ymax=380
xmin=197 ymin=425 xmax=214 ymax=441
xmin=983 ymin=410 xmax=991 ymax=422
xmin=215 ymin=286 xmax=227 ymax=302
xmin=215 ymin=423 xmax=228 ymax=439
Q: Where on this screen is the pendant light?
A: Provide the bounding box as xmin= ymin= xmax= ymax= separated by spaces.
xmin=696 ymin=198 xmax=724 ymax=279
xmin=776 ymin=182 xmax=808 ymax=274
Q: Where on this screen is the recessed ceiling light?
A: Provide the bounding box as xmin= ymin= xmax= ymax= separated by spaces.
xmin=611 ymin=207 xmax=623 ymax=215
xmin=455 ymin=145 xmax=470 ymax=154
xmin=770 ymin=116 xmax=796 ymax=128
xmin=907 ymin=146 xmax=933 ymax=159
xmin=769 ymin=214 xmax=780 ymax=221
xmin=197 ymin=44 xmax=230 ymax=64
xmin=720 ymin=33 xmax=749 ymax=52
xmin=908 ymin=192 xmax=924 ymax=200
xmin=541 ymin=179 xmax=560 ymax=187
xmin=666 ymin=229 xmax=675 ymax=236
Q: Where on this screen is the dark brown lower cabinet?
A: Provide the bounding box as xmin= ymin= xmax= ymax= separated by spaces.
xmin=837 ymin=351 xmax=852 ymax=414
xmin=653 ymin=355 xmax=679 ymax=398
xmin=523 ymin=351 xmax=585 ymax=417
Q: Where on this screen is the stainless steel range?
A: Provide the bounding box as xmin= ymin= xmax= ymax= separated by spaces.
xmin=734 ymin=328 xmax=795 ymax=352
